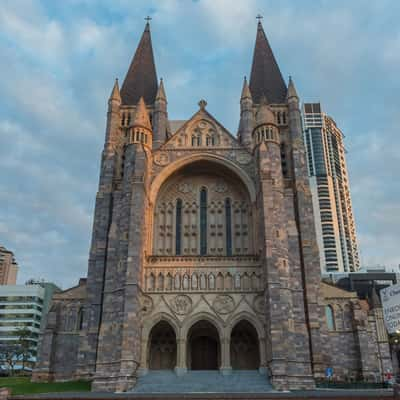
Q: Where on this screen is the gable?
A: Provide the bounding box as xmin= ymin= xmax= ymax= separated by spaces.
xmin=162 ymin=109 xmax=242 ymax=150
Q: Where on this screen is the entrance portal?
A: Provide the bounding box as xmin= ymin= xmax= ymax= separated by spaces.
xmin=230 ymin=320 xmax=260 ymax=369
xmin=187 ymin=320 xmax=220 ymax=370
xmin=148 ymin=321 xmax=177 ymax=370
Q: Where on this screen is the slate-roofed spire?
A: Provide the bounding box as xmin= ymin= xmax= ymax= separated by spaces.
xmin=120 ymin=22 xmax=158 ymax=105
xmin=249 ymin=20 xmax=287 ymax=104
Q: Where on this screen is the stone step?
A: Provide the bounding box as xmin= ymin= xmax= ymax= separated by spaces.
xmin=131 ymin=370 xmax=273 ymax=393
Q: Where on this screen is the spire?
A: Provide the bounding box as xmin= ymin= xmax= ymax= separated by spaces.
xmin=241 ymin=76 xmax=252 ymax=100
xmin=287 ymin=76 xmax=299 ymax=100
xmin=156 ymin=78 xmax=167 ymax=102
xmin=109 ymin=78 xmax=121 ymax=103
xmin=249 ymin=20 xmax=287 ymax=104
xmin=132 ymin=97 xmax=151 ymax=130
xmin=120 ymin=21 xmax=158 ymax=105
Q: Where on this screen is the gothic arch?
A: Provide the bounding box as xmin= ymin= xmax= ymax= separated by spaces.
xmin=181 ymin=312 xmax=225 ymax=341
xmin=142 ymin=312 xmax=180 ymax=339
xmin=149 ymin=153 xmax=256 ymax=205
xmin=227 ymin=312 xmax=265 ymax=340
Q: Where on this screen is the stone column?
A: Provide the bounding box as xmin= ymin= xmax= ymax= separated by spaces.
xmin=220 ymin=337 xmax=232 ymax=375
xmin=175 ymin=338 xmax=187 ymax=376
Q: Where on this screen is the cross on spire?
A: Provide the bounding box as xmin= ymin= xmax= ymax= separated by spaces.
xmin=256 ymin=14 xmax=263 ymax=22
xmin=145 ymin=16 xmax=152 ymax=23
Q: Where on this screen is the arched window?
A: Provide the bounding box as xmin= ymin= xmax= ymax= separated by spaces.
xmin=175 ymin=198 xmax=182 ymax=255
xmin=200 ymin=188 xmax=207 ymax=255
xmin=225 ymin=198 xmax=232 ymax=256
xmin=325 ymin=305 xmax=335 ymax=331
xmin=77 ymin=308 xmax=84 ymax=331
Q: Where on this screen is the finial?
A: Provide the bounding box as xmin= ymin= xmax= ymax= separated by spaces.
xmin=145 ymin=16 xmax=152 ymax=23
xmin=256 ymin=14 xmax=263 ymax=22
xmin=198 ymin=99 xmax=207 ymax=110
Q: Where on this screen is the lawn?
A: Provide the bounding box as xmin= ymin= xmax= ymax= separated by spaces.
xmin=0 ymin=377 xmax=91 ymax=395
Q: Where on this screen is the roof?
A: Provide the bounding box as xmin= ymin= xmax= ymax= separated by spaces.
xmin=120 ymin=23 xmax=158 ymax=105
xmin=249 ymin=22 xmax=287 ymax=104
xmin=169 ymin=120 xmax=186 ymax=134
xmin=321 ymin=282 xmax=357 ymax=299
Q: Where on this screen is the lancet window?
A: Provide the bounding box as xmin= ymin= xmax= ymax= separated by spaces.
xmin=200 ymin=188 xmax=208 ymax=255
xmin=176 ymin=199 xmax=182 ymax=255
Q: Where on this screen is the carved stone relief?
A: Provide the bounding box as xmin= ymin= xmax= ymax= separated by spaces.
xmin=212 ymin=295 xmax=235 ymax=315
xmin=154 ymin=152 xmax=170 ymax=166
xmin=141 ymin=295 xmax=154 ymax=316
xmin=170 ymin=295 xmax=192 ymax=315
xmin=236 ymin=152 xmax=252 ymax=165
xmin=253 ymin=295 xmax=265 ymax=314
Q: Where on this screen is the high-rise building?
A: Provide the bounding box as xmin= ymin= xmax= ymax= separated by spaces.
xmin=0 ymin=282 xmax=61 ymax=369
xmin=33 ymin=20 xmax=391 ymax=392
xmin=303 ymin=103 xmax=360 ymax=274
xmin=0 ymin=246 xmax=18 ymax=285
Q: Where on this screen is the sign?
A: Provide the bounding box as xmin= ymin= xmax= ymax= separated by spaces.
xmin=325 ymin=367 xmax=333 ymax=378
xmin=380 ymin=283 xmax=400 ymax=334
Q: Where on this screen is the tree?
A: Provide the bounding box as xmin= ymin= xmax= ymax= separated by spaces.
xmin=14 ymin=328 xmax=35 ymax=370
xmin=0 ymin=343 xmax=19 ymax=375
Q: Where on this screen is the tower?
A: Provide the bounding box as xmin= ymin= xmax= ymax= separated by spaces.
xmin=303 ymin=103 xmax=360 ymax=273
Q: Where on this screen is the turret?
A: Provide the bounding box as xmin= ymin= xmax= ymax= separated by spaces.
xmin=128 ymin=97 xmax=152 ymax=148
xmin=105 ymin=79 xmax=121 ymax=150
xmin=238 ymin=77 xmax=254 ymax=148
xmin=152 ymin=78 xmax=168 ymax=149
xmin=253 ymin=96 xmax=279 ymax=145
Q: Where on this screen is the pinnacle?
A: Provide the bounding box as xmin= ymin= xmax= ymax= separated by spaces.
xmin=156 ymin=78 xmax=167 ymax=101
xmin=241 ymin=76 xmax=252 ymax=100
xmin=109 ymin=78 xmax=121 ymax=102
xmin=287 ymin=75 xmax=299 ymax=100
xmin=132 ymin=97 xmax=152 ymax=130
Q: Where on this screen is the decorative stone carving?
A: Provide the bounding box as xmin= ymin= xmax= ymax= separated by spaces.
xmin=200 ymin=274 xmax=206 ymax=290
xmin=236 ymin=152 xmax=252 ymax=165
xmin=154 ymin=152 xmax=170 ymax=166
xmin=253 ymin=295 xmax=265 ymax=314
xmin=177 ymin=182 xmax=193 ymax=193
xmin=141 ymin=296 xmax=154 ymax=315
xmin=174 ymin=274 xmax=181 ymax=290
xmin=170 ymin=295 xmax=192 ymax=315
xmin=212 ymin=295 xmax=235 ymax=315
xmin=214 ymin=182 xmax=228 ymax=193
xmin=182 ymin=274 xmax=190 ymax=290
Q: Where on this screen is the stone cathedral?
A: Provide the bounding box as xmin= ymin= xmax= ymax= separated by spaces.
xmin=33 ymin=20 xmax=392 ymax=392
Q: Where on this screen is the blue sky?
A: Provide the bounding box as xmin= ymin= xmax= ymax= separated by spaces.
xmin=0 ymin=0 xmax=399 ymax=289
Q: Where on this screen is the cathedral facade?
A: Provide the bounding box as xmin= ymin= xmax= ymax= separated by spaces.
xmin=33 ymin=21 xmax=392 ymax=392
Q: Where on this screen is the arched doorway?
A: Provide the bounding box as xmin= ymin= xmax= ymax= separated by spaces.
xmin=230 ymin=320 xmax=260 ymax=369
xmin=148 ymin=321 xmax=177 ymax=370
xmin=187 ymin=320 xmax=220 ymax=370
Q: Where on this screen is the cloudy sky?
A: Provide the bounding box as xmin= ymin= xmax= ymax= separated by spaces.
xmin=1 ymin=0 xmax=399 ymax=289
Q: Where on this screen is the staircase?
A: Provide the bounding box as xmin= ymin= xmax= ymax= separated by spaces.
xmin=130 ymin=370 xmax=273 ymax=394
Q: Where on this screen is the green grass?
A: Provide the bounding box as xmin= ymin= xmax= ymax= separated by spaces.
xmin=0 ymin=377 xmax=91 ymax=395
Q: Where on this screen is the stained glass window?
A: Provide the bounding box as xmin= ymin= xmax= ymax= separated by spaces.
xmin=200 ymin=188 xmax=207 ymax=255
xmin=176 ymin=198 xmax=182 ymax=255
xmin=225 ymin=198 xmax=232 ymax=256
